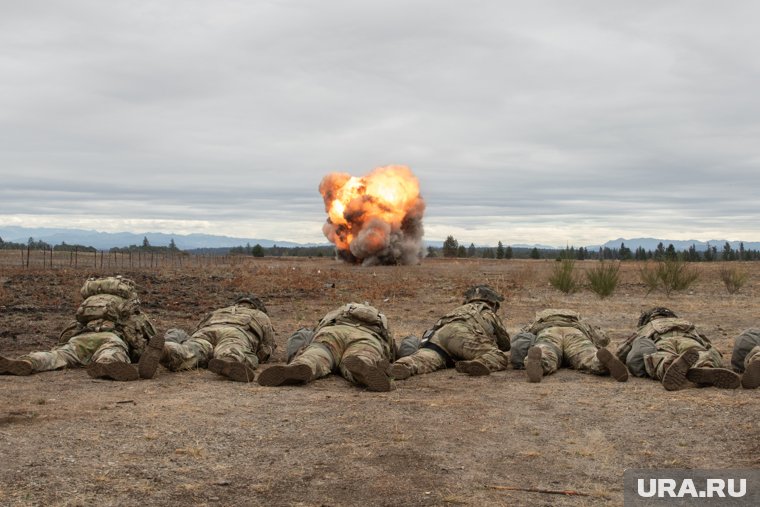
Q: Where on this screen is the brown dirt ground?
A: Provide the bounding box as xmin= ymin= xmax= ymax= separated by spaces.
xmin=1 ymin=257 xmax=758 ymax=507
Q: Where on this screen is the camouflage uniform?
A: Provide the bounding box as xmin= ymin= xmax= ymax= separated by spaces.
xmin=160 ymin=301 xmax=275 ymax=381
xmin=259 ymin=303 xmax=395 ymax=391
xmin=519 ymin=309 xmax=628 ymax=383
xmin=393 ymin=302 xmax=510 ymax=376
xmin=730 ymin=328 xmax=760 ymax=389
xmin=617 ymin=308 xmax=739 ymax=390
xmin=0 ymin=276 xmax=159 ymax=381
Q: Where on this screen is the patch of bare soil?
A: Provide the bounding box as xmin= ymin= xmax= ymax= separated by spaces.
xmin=1 ymin=259 xmax=758 ymax=506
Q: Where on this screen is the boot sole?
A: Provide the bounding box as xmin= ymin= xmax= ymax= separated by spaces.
xmin=208 ymin=358 xmax=255 ymax=382
xmin=455 ymin=361 xmax=490 ymax=376
xmin=742 ymin=360 xmax=760 ymax=389
xmin=662 ymin=348 xmax=699 ymax=391
xmin=137 ymin=333 xmax=165 ymax=379
xmin=343 ymin=356 xmax=393 ymax=392
xmin=525 ymin=347 xmax=543 ymax=383
xmin=686 ymin=367 xmax=741 ymax=389
xmin=87 ymin=362 xmax=139 ymax=381
xmin=257 ymin=364 xmax=313 ymax=386
xmin=0 ymin=356 xmax=33 ymax=376
xmin=596 ymin=348 xmax=629 ymax=382
xmin=387 ymin=363 xmax=412 ymax=380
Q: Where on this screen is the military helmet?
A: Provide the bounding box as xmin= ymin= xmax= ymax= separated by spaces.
xmin=235 ymin=295 xmax=268 ymax=314
xmin=637 ymin=307 xmax=677 ymax=327
xmin=463 ymin=285 xmax=504 ymax=308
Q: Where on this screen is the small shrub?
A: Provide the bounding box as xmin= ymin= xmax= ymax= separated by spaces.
xmin=719 ymin=265 xmax=748 ymax=294
xmin=586 ymin=261 xmax=620 ymax=299
xmin=639 ymin=259 xmax=699 ymax=297
xmin=549 ymin=259 xmax=580 ymax=294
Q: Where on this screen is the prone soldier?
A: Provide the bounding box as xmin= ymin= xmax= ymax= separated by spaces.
xmin=0 ymin=276 xmax=162 ymax=381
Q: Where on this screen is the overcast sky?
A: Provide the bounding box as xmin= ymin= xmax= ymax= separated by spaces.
xmin=2 ymin=1 xmax=759 ymax=247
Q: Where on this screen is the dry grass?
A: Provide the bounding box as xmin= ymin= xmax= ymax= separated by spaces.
xmin=0 ymin=257 xmax=758 ymax=506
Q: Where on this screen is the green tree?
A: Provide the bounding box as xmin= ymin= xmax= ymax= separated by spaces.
xmin=251 ymin=244 xmax=265 ymax=257
xmin=665 ymin=244 xmax=677 ymax=261
xmin=496 ymin=241 xmax=505 ymax=259
xmin=426 ymin=246 xmax=437 ymax=258
xmin=467 ymin=243 xmax=476 ymax=258
xmin=504 ymin=246 xmax=513 ymax=259
xmin=619 ymin=242 xmax=632 ymax=261
xmin=457 ymin=245 xmax=467 ymax=258
xmin=442 ymin=235 xmax=459 ymax=258
xmin=722 ymin=242 xmax=734 ymax=261
xmin=142 ymin=236 xmax=151 ymax=248
xmin=530 ymin=247 xmax=540 ymax=259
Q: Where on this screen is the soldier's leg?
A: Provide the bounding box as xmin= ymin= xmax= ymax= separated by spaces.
xmin=730 ymin=328 xmax=760 ymax=373
xmin=86 ymin=334 xmax=137 ymax=381
xmin=432 ymin=323 xmax=508 ymax=376
xmin=564 ymin=329 xmax=627 ymax=380
xmin=685 ymin=346 xmax=740 ymax=389
xmin=208 ymin=328 xmax=259 ymax=382
xmin=259 ymin=331 xmax=342 ymax=387
xmin=526 ymin=329 xmax=563 ymax=381
xmin=390 ymin=348 xmax=445 ymax=379
xmin=563 ymin=328 xmax=606 ymax=374
xmin=644 ymin=337 xmax=681 ymax=381
xmin=160 ymin=336 xmax=214 ymax=371
xmin=15 ymin=332 xmax=115 ymax=374
xmin=742 ymin=346 xmax=760 ymax=389
xmin=339 ymin=336 xmax=392 ymax=392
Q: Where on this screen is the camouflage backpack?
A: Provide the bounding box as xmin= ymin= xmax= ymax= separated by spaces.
xmin=80 ymin=276 xmax=138 ymax=301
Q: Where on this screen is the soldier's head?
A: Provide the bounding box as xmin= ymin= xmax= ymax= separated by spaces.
xmin=463 ymin=285 xmax=504 ymax=311
xmin=638 ymin=307 xmax=677 ymax=327
xmin=235 ymin=295 xmax=268 ymax=314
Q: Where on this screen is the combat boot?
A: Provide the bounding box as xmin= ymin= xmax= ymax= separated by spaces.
xmin=0 ymin=356 xmax=33 ymax=376
xmin=87 ymin=362 xmax=139 ymax=381
xmin=742 ymin=357 xmax=760 ymax=389
xmin=208 ymin=358 xmax=256 ymax=382
xmin=257 ymin=363 xmax=313 ymax=386
xmin=387 ymin=362 xmax=412 ymax=380
xmin=596 ymin=348 xmax=629 ymax=382
xmin=686 ymin=367 xmax=741 ymax=389
xmin=137 ymin=332 xmax=165 ymax=379
xmin=343 ymin=356 xmax=393 ymax=392
xmin=661 ymin=348 xmax=699 ymax=391
xmin=455 ymin=360 xmax=490 ymax=376
xmin=525 ymin=346 xmax=543 ymax=383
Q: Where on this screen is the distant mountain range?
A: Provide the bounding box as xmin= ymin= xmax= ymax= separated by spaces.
xmin=0 ymin=226 xmax=318 ymax=250
xmin=1 ymin=226 xmax=758 ymax=252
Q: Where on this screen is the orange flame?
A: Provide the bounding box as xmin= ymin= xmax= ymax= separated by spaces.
xmin=319 ymin=165 xmax=425 ymax=263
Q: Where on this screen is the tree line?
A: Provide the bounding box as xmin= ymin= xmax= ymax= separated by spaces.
xmin=431 ymin=236 xmax=760 ymax=261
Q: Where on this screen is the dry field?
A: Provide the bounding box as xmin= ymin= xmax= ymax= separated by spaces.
xmin=1 ymin=256 xmax=758 ymax=506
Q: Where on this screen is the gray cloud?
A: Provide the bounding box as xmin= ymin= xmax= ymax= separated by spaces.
xmin=2 ymin=0 xmax=760 ymax=246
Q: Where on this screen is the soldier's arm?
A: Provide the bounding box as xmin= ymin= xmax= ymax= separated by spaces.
xmin=490 ymin=313 xmax=511 ymax=351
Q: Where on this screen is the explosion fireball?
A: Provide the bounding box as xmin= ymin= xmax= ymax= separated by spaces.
xmin=319 ymin=165 xmax=426 ymax=266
